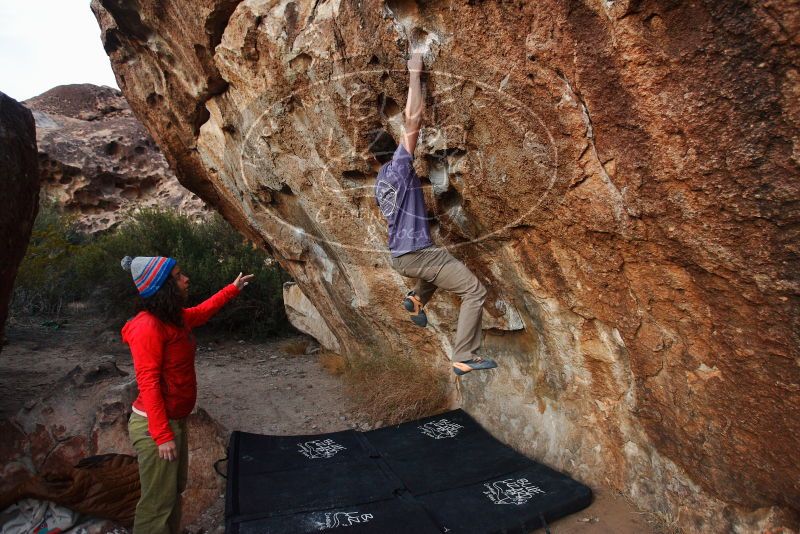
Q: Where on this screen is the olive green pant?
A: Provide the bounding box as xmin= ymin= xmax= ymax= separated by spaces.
xmin=128 ymin=412 xmax=188 ymax=534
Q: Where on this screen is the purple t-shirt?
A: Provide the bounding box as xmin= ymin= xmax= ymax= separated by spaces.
xmin=375 ymin=144 xmax=433 ymax=257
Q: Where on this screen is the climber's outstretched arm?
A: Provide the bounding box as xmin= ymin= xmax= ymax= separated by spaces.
xmin=402 ymin=52 xmax=424 ymax=156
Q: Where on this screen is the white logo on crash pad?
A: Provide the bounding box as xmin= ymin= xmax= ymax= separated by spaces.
xmin=419 ymin=418 xmax=464 ymax=439
xmin=319 ymin=511 xmax=374 ymax=530
xmin=298 ymin=438 xmax=347 ymax=459
xmin=483 ymin=478 xmax=545 ymax=505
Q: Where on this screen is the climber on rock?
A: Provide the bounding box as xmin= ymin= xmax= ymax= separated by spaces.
xmin=372 ymin=52 xmax=497 ymax=376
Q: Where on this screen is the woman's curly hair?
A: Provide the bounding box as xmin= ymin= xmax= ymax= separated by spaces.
xmin=137 ymin=275 xmax=186 ymax=327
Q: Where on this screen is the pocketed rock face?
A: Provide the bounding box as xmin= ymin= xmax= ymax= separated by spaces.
xmin=92 ymin=1 xmax=800 ymax=530
xmin=25 ymin=84 xmax=207 ymax=233
xmin=0 ymin=93 xmax=39 ymax=350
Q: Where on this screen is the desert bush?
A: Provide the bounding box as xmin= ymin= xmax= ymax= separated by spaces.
xmin=280 ymin=338 xmax=311 ymax=356
xmin=318 ymin=351 xmax=346 ymax=376
xmin=340 ymin=351 xmax=451 ymax=425
xmin=12 ymin=204 xmax=291 ymax=338
xmin=11 ymin=203 xmax=87 ymax=316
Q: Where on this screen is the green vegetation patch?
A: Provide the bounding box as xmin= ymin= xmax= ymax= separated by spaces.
xmin=12 ymin=204 xmax=291 ymax=339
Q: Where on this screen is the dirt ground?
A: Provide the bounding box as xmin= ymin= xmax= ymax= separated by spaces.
xmin=0 ymin=315 xmax=665 ymax=534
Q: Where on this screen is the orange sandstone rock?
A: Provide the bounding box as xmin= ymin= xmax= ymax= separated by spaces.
xmin=91 ymin=1 xmax=800 ymax=530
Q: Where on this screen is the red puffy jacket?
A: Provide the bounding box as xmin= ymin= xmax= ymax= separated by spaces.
xmin=121 ymin=284 xmax=240 ymax=445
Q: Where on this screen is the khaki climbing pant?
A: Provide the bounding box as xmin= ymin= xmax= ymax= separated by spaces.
xmin=392 ymin=246 xmax=487 ymax=362
xmin=128 ymin=412 xmax=188 ymax=534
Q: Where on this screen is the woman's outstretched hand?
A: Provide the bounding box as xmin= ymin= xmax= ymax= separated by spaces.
xmin=233 ymin=272 xmax=255 ymax=290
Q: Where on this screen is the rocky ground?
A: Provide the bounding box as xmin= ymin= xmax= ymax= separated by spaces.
xmin=0 ymin=314 xmax=664 ymax=534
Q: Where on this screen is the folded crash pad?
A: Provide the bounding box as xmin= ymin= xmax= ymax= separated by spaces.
xmin=225 ymin=410 xmax=592 ymax=533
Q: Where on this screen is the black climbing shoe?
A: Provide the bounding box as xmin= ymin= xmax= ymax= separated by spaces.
xmin=453 ymin=357 xmax=498 ymax=376
xmin=402 ymin=290 xmax=428 ymax=327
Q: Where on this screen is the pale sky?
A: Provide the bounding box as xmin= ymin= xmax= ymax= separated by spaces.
xmin=0 ymin=0 xmax=119 ymax=102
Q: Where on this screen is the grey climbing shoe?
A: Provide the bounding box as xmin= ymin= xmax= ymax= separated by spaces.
xmin=453 ymin=357 xmax=498 ymax=376
xmin=402 ymin=290 xmax=427 ymax=327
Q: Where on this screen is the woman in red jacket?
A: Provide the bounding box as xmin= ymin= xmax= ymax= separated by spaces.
xmin=120 ymin=255 xmax=253 ymax=534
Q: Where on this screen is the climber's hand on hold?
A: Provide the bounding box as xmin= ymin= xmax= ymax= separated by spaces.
xmin=233 ymin=272 xmax=255 ymax=290
xmin=158 ymin=440 xmax=177 ymax=462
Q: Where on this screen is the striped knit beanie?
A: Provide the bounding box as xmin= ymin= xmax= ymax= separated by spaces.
xmin=120 ymin=256 xmax=177 ymax=298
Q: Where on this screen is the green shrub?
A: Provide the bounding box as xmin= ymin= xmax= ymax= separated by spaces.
xmin=11 ymin=203 xmax=86 ymax=316
xmin=12 ymin=204 xmax=291 ymax=338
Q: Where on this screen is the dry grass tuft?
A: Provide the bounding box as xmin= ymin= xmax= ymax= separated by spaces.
xmin=341 ymin=352 xmax=452 ymax=426
xmin=280 ymin=338 xmax=310 ymax=356
xmin=318 ymin=351 xmax=346 ymax=375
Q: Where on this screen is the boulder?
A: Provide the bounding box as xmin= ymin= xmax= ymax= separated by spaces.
xmin=25 ymin=84 xmax=207 ymax=233
xmin=283 ymin=282 xmax=341 ymax=352
xmin=91 ymin=1 xmax=800 ymax=530
xmin=0 ymin=93 xmax=39 ymax=351
xmin=0 ymin=362 xmax=226 ymax=530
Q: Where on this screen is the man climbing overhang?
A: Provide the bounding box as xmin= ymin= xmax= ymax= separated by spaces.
xmin=372 ymin=52 xmax=497 ymax=376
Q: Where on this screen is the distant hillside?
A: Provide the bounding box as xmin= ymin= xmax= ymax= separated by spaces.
xmin=25 ymin=84 xmax=207 ymax=233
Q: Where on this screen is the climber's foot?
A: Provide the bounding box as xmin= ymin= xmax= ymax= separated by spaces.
xmin=453 ymin=357 xmax=498 ymax=376
xmin=403 ymin=291 xmax=427 ymax=327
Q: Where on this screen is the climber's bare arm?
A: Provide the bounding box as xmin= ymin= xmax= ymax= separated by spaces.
xmin=402 ymin=52 xmax=424 ymax=156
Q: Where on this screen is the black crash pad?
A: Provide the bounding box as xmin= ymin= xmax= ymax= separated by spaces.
xmin=365 ymin=410 xmax=532 ymax=495
xmin=225 ymin=410 xmax=592 ymax=533
xmin=418 ymin=464 xmax=593 ymax=533
xmin=231 ymin=429 xmax=373 ymax=475
xmin=226 ymin=430 xmax=400 ymax=520
xmin=230 ymin=496 xmax=442 ymax=534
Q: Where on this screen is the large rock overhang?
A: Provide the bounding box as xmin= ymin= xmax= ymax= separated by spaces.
xmin=91 ymin=0 xmax=800 ymax=530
